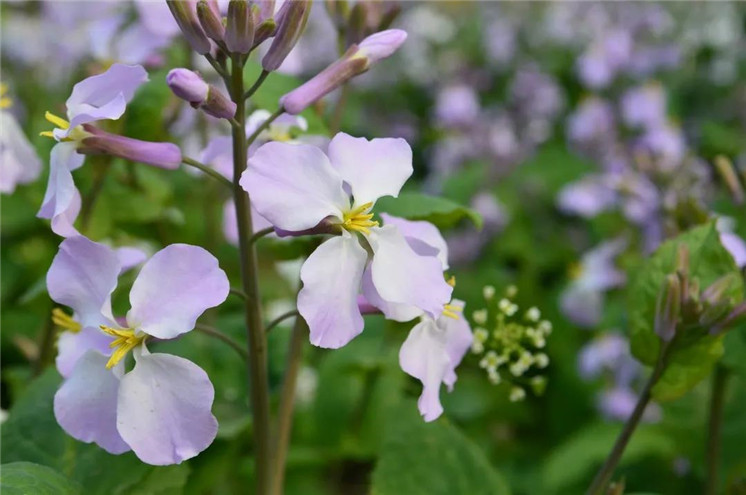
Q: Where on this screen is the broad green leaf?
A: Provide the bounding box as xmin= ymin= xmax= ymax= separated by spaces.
xmin=0 ymin=462 xmax=82 ymax=495
xmin=375 ymin=192 xmax=483 ymax=230
xmin=721 ymin=325 xmax=746 ymax=374
xmin=542 ymin=423 xmax=675 ymax=494
xmin=628 ymin=222 xmax=743 ymax=401
xmin=371 ymin=401 xmax=510 ymax=495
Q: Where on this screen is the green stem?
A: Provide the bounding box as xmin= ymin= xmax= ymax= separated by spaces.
xmin=195 ymin=323 xmax=249 ymax=361
xmin=705 ymin=366 xmax=729 ymax=495
xmin=270 ymin=316 xmax=307 ymax=495
xmin=229 ymin=53 xmax=272 ymax=495
xmin=586 ymin=343 xmax=672 ymax=495
xmin=250 ymin=227 xmax=275 ymax=245
xmin=205 ymin=53 xmax=229 ymax=80
xmin=182 ymin=157 xmax=233 ymax=189
xmin=80 ymin=157 xmax=110 ymax=234
xmin=265 ymin=310 xmax=300 ymax=334
xmin=244 ymin=70 xmax=270 ymax=101
xmin=247 ymin=107 xmax=284 ymax=148
xmin=33 ymin=303 xmax=56 ymax=377
xmin=230 ymin=287 xmax=249 ymax=301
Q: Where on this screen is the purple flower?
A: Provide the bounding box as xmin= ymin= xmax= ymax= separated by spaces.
xmin=434 ymin=84 xmax=481 ymax=128
xmin=567 ymin=97 xmax=616 ymax=145
xmin=399 ymin=299 xmax=472 ymax=422
xmin=621 ymin=83 xmax=666 ymax=130
xmin=599 ymin=387 xmax=661 ymax=422
xmin=240 ymin=133 xmax=452 ymax=348
xmin=48 ymin=236 xmax=229 ymax=464
xmin=557 ymin=175 xmax=618 ymax=218
xmin=1 ymin=97 xmax=42 ymax=194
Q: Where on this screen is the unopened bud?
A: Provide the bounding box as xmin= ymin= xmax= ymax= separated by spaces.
xmin=201 ymin=86 xmax=237 ymax=119
xmin=280 ymin=29 xmax=407 ymax=114
xmin=167 ymin=0 xmax=212 ymax=54
xmin=252 ymin=17 xmax=278 ymax=48
xmin=167 ymin=69 xmax=236 ymax=120
xmin=701 ymin=274 xmax=735 ymax=307
xmin=711 ymin=301 xmax=746 ymax=334
xmin=345 ymin=2 xmax=367 ymax=46
xmin=654 ymin=274 xmax=681 ymax=342
xmin=226 ymin=0 xmax=254 ymax=53
xmin=714 ymin=155 xmax=744 ymax=204
xmin=324 ymin=0 xmax=349 ymax=30
xmin=377 ymin=3 xmax=401 ymax=31
xmin=79 ymin=126 xmax=182 ymax=170
xmin=262 ymin=0 xmax=312 ymax=72
xmin=255 ymin=0 xmax=275 ymax=22
xmin=197 ymin=0 xmax=225 ymax=43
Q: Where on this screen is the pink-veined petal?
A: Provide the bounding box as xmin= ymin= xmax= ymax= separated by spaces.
xmin=127 ymin=244 xmax=229 ymax=339
xmin=240 ymin=142 xmax=349 ymax=231
xmin=297 ymin=234 xmax=367 ymax=348
xmin=327 ymin=133 xmax=412 ymax=207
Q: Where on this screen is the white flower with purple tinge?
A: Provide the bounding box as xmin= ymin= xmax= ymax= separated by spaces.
xmin=0 ymin=86 xmax=42 ymax=194
xmin=48 ymin=236 xmax=229 ymax=465
xmin=240 ymin=133 xmax=453 ymax=348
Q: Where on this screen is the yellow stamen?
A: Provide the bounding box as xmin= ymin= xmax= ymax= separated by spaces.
xmin=39 ymin=131 xmax=55 ymax=138
xmin=446 ymin=275 xmax=456 ymax=287
xmin=442 ymin=303 xmax=462 ymax=320
xmin=342 ymin=201 xmax=379 ymax=235
xmin=52 ymin=308 xmax=81 ymax=333
xmin=100 ymin=325 xmax=146 ymax=369
xmin=44 ymin=111 xmax=70 ymax=129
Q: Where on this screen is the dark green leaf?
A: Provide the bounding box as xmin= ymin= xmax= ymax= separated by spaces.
xmin=0 ymin=462 xmax=82 ymax=495
xmin=376 ymin=192 xmax=483 ymax=230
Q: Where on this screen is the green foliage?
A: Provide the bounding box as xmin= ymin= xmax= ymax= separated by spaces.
xmin=376 ymin=192 xmax=483 ymax=230
xmin=628 ymin=223 xmax=743 ymax=401
xmin=0 ymin=462 xmax=82 ymax=495
xmin=371 ymin=401 xmax=511 ymax=495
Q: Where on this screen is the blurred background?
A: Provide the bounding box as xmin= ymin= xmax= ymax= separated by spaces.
xmin=2 ymin=2 xmax=746 ymax=494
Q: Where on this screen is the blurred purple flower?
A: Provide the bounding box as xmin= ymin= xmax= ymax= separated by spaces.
xmin=567 ymin=97 xmax=616 ymax=146
xmin=434 ymin=84 xmax=481 ymax=128
xmin=0 ymin=105 xmax=42 ymax=194
xmin=621 ymin=83 xmax=667 ymax=130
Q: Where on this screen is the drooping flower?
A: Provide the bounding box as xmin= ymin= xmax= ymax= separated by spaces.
xmin=0 ymin=84 xmax=42 ymax=194
xmin=48 ymin=235 xmax=229 ymax=464
xmin=240 ymin=133 xmax=453 ymax=348
xmin=38 ymin=64 xmax=181 ymax=236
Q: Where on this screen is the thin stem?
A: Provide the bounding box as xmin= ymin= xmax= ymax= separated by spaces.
xmin=250 ymin=227 xmax=275 ymax=245
xmin=265 ymin=310 xmax=300 ymax=334
xmin=205 ymin=52 xmax=229 ymax=80
xmin=705 ymin=366 xmax=729 ymax=495
xmin=182 ymin=157 xmax=233 ymax=189
xmin=244 ymin=70 xmax=270 ymax=101
xmin=195 ymin=324 xmax=248 ymax=361
xmin=230 ymin=287 xmax=248 ymax=301
xmin=270 ymin=316 xmax=307 ymax=495
xmin=80 ymin=157 xmax=110 ymax=233
xmin=230 ymin=53 xmax=272 ymax=495
xmin=33 ymin=303 xmax=55 ymax=377
xmin=247 ymin=107 xmax=284 ymax=147
xmin=586 ymin=342 xmax=672 ymax=495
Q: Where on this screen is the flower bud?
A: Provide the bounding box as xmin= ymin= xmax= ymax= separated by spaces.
xmin=252 ymin=17 xmax=278 ymax=49
xmin=654 ymin=274 xmax=680 ymax=342
xmin=324 ymin=0 xmax=349 ymax=30
xmin=167 ymin=68 xmax=209 ymax=103
xmin=279 ymin=29 xmax=407 ymax=114
xmin=225 ymin=0 xmax=254 ymax=53
xmin=201 ymin=86 xmax=237 ymax=119
xmin=701 ymin=274 xmax=735 ymax=307
xmin=166 ymin=0 xmax=212 ymax=54
xmin=714 ymin=155 xmax=744 ymax=204
xmin=262 ymin=0 xmax=312 ymax=72
xmin=79 ymin=126 xmax=182 ymax=170
xmin=711 ymin=301 xmax=746 ymax=335
xmin=345 ymin=2 xmax=368 ymax=46
xmin=255 ymin=0 xmax=275 ymax=22
xmin=197 ymin=0 xmax=225 ymax=43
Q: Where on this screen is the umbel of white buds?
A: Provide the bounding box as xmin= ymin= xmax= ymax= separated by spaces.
xmin=280 ymin=29 xmax=407 ymax=115
xmin=167 ymin=69 xmax=236 ymax=120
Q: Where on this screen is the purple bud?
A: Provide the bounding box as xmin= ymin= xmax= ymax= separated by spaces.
xmin=280 ymin=29 xmax=407 ymax=115
xmin=711 ymin=301 xmax=746 ymax=335
xmin=701 ymin=274 xmax=735 ymax=307
xmin=654 ymin=274 xmax=680 ymax=342
xmin=261 ymin=0 xmax=311 ymax=72
xmin=80 ymin=127 xmax=182 ymax=170
xmin=256 ymin=0 xmax=275 ymax=22
xmin=197 ymin=0 xmax=225 ymax=42
xmin=200 ymin=85 xmax=237 ymax=120
xmin=225 ymin=0 xmax=254 ymax=53
xmin=167 ymin=69 xmax=209 ymax=103
xmin=166 ymin=0 xmax=212 ymax=54
xmin=252 ymin=17 xmax=278 ymax=49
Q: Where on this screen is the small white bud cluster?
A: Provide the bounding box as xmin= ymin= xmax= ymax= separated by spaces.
xmin=468 ymin=284 xmax=553 ymax=402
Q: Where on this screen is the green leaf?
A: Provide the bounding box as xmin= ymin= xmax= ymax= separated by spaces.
xmin=542 ymin=423 xmax=675 ymax=494
xmin=371 ymin=401 xmax=510 ymax=495
xmin=375 ymin=192 xmax=483 ymax=230
xmin=628 ymin=222 xmax=743 ymax=401
xmin=0 ymin=462 xmax=82 ymax=495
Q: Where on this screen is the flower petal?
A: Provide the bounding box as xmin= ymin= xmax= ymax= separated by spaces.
xmin=116 ymin=350 xmax=218 ymax=465
xmin=439 ymin=300 xmax=472 ymax=390
xmin=56 ymin=327 xmax=114 ymax=378
xmin=361 ymin=266 xmax=423 ymax=321
xmin=298 ymin=234 xmax=367 ymax=348
xmin=399 ymin=319 xmax=450 ymax=422
xmin=54 ymin=350 xmax=129 ymax=454
xmin=38 ymin=142 xmax=85 ymax=236
xmin=240 ymin=142 xmax=348 ymax=231
xmin=327 ymin=133 xmax=413 ymax=206
xmin=65 ymin=63 xmax=148 ymax=131
xmin=0 ymin=111 xmax=41 ymax=193
xmin=200 ymin=135 xmax=233 ymax=180
xmin=380 ymin=213 xmax=449 ymax=270
xmin=115 ymin=246 xmax=148 ymax=274
xmin=368 ymin=225 xmax=452 ymax=319
xmin=47 ymin=235 xmax=120 ymax=328
xmin=127 ymin=244 xmax=229 ymax=339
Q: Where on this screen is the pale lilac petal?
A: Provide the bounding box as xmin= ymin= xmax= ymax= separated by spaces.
xmin=64 ymin=64 xmax=148 ymax=132
xmin=381 ymin=213 xmax=449 ymax=270
xmin=367 ymin=225 xmax=452 ymax=319
xmin=54 ymin=350 xmax=129 ymax=454
xmin=201 ymin=136 xmax=233 ymax=180
xmin=47 ymin=236 xmax=120 ymax=328
xmin=361 ymin=267 xmax=423 ymax=322
xmin=0 ymin=111 xmax=42 ymax=193
xmin=399 ymin=319 xmax=450 ymax=422
xmin=56 ymin=326 xmax=114 ymax=378
xmin=327 ymin=133 xmax=413 ymax=207
xmin=50 ymin=189 xmax=81 ymax=238
xmin=117 ymin=349 xmax=217 ymax=465
xmin=440 ymin=300 xmax=472 ymax=390
xmin=127 ymin=244 xmax=229 ymax=339
xmin=721 ymin=231 xmax=746 ymax=268
xmin=241 ymin=142 xmax=349 ymax=231
xmin=38 ymin=142 xmax=85 ymax=235
xmin=560 ymin=285 xmax=603 ymax=328
xmin=298 ymin=234 xmax=367 ymax=348
xmin=115 ymin=246 xmax=148 ymax=274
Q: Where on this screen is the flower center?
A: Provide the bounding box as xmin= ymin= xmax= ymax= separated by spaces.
xmin=39 ymin=111 xmax=88 ymax=142
xmin=52 ymin=308 xmax=81 ymax=333
xmin=442 ymin=303 xmax=462 ymax=320
xmin=100 ymin=325 xmax=146 ymax=369
xmin=342 ymin=202 xmax=379 ymax=235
